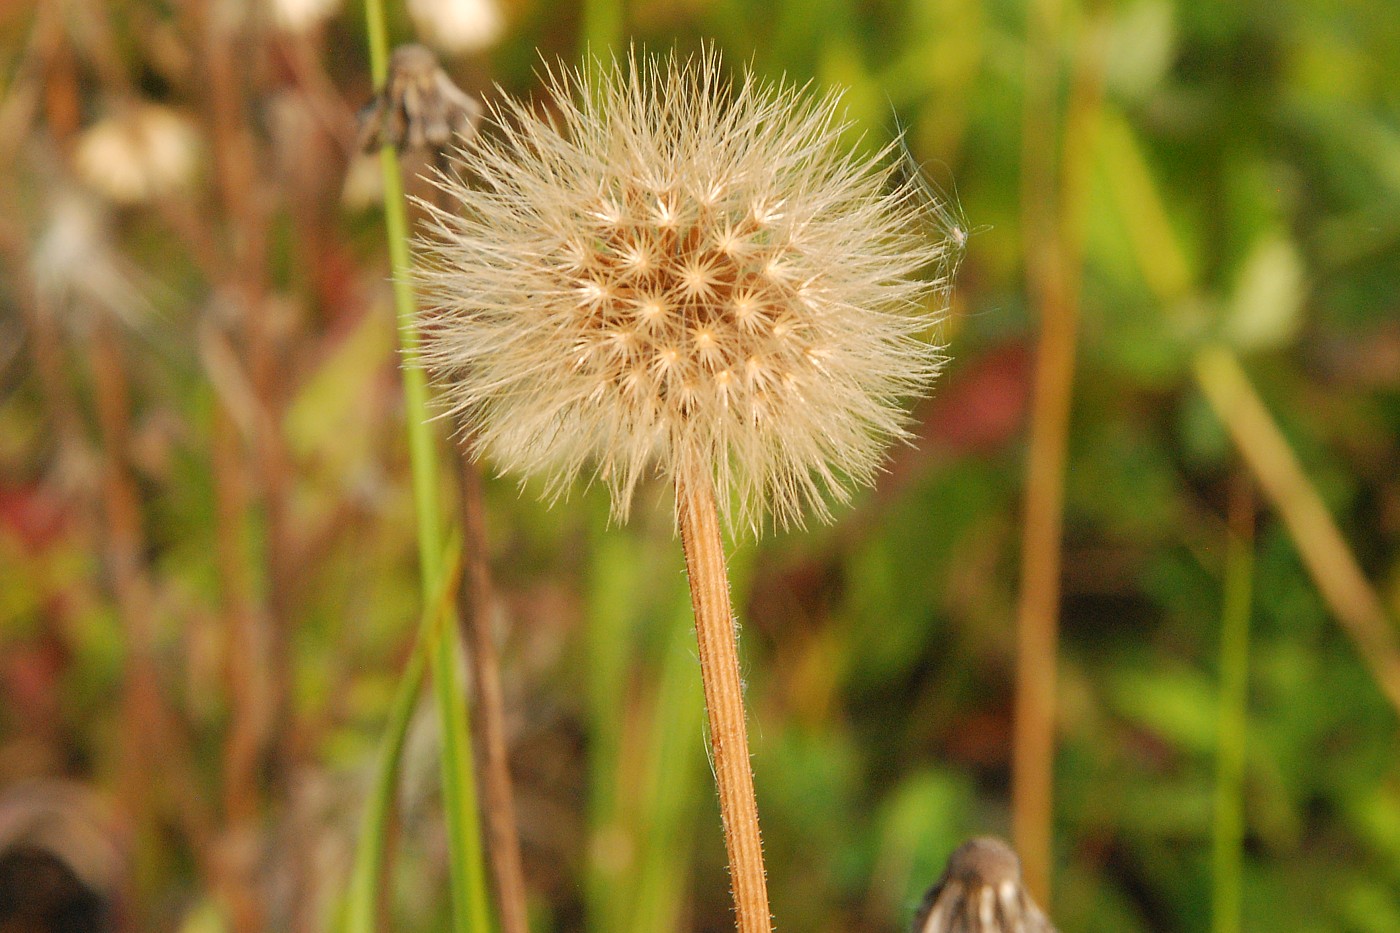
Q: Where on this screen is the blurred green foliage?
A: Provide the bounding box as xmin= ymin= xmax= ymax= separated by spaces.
xmin=0 ymin=0 xmax=1398 ymax=930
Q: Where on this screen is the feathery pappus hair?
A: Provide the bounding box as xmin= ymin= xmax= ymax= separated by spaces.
xmin=416 ymin=47 xmax=962 ymax=532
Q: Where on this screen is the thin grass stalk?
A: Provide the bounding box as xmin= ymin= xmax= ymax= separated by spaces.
xmin=1212 ymin=476 xmax=1254 ymax=933
xmin=185 ymin=0 xmax=313 ymax=923
xmin=629 ymin=592 xmax=707 ymax=933
xmin=24 ymin=301 xmax=87 ymax=479
xmin=344 ymin=538 xmax=464 ymax=933
xmin=90 ymin=317 xmax=158 ymax=933
xmin=676 ymin=474 xmax=772 ymax=933
xmin=1092 ymin=107 xmax=1400 ymax=718
xmin=585 ymin=526 xmax=646 ymax=932
xmin=1193 ymin=346 xmax=1400 ymax=714
xmin=582 ymin=0 xmax=624 ymax=55
xmin=198 ymin=0 xmax=297 ymax=786
xmin=89 ymin=318 xmax=222 ymax=928
xmin=457 ymin=453 xmax=531 ymax=933
xmin=429 ymin=137 xmax=530 ymax=933
xmin=360 ymin=1 xmax=493 ymax=928
xmin=1011 ymin=0 xmax=1069 ymax=903
xmin=1012 ymin=0 xmax=1108 ymax=904
xmin=211 ymin=399 xmax=267 ymax=933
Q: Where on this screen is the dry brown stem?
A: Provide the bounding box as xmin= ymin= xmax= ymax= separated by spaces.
xmin=1012 ymin=5 xmax=1108 ymax=904
xmin=89 ymin=318 xmax=222 ymax=929
xmin=676 ymin=474 xmax=772 ymax=933
xmin=457 ymin=450 xmax=531 ymax=933
xmin=187 ymin=0 xmax=311 ymax=923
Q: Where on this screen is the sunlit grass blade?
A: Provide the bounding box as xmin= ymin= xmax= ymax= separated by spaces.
xmin=584 ymin=523 xmax=648 ymax=933
xmin=581 ymin=0 xmax=622 ymax=55
xmin=1193 ymin=346 xmax=1400 ymax=716
xmin=629 ymin=589 xmax=706 ymax=933
xmin=431 ymin=564 xmax=493 ymax=933
xmin=344 ymin=537 xmax=464 ymax=933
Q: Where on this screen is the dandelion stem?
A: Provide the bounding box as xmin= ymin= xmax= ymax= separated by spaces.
xmin=676 ymin=474 xmax=772 ymax=933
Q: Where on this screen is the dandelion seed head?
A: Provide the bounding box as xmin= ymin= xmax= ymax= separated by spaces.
xmin=417 ymin=49 xmax=961 ymax=532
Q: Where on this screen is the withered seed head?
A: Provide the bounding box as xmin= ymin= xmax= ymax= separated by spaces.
xmin=912 ymin=838 xmax=1057 ymax=933
xmin=358 ymin=44 xmax=482 ymax=153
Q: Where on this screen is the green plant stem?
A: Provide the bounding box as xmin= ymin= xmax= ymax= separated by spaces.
xmin=358 ymin=5 xmax=493 ymax=930
xmin=345 ymin=539 xmax=463 ymax=933
xmin=1212 ymin=479 xmax=1254 ymax=933
xmin=582 ymin=0 xmax=624 ymax=56
xmin=584 ymin=523 xmax=647 ymax=933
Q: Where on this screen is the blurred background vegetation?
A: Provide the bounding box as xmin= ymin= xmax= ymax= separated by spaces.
xmin=1 ymin=0 xmax=1398 ymax=930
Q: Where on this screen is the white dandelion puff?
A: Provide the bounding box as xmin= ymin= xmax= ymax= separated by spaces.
xmin=416 ymin=48 xmax=961 ymax=532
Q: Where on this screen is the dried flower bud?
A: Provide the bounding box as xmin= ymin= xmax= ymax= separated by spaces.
xmin=417 ymin=49 xmax=960 ymax=532
xmin=912 ymin=838 xmax=1057 ymax=933
xmin=358 ymin=44 xmax=482 ymax=153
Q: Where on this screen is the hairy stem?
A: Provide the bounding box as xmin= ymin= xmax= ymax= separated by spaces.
xmin=676 ymin=475 xmax=771 ymax=933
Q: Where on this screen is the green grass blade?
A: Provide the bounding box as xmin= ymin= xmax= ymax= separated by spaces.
xmin=344 ymin=538 xmax=463 ymax=933
xmin=431 ymin=578 xmax=493 ymax=933
xmin=1212 ymin=493 xmax=1255 ymax=933
xmin=359 ymin=3 xmax=493 ymax=928
xmin=629 ymin=590 xmax=706 ymax=933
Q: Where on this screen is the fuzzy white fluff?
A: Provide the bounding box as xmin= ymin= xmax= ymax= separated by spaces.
xmin=416 ymin=49 xmax=960 ymax=532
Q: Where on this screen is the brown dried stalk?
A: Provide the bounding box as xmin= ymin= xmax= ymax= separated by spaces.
xmin=1011 ymin=6 xmax=1108 ymax=903
xmin=455 ymin=452 xmax=531 ymax=933
xmin=187 ymin=0 xmax=310 ymax=924
xmin=88 ymin=318 xmax=223 ymax=929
